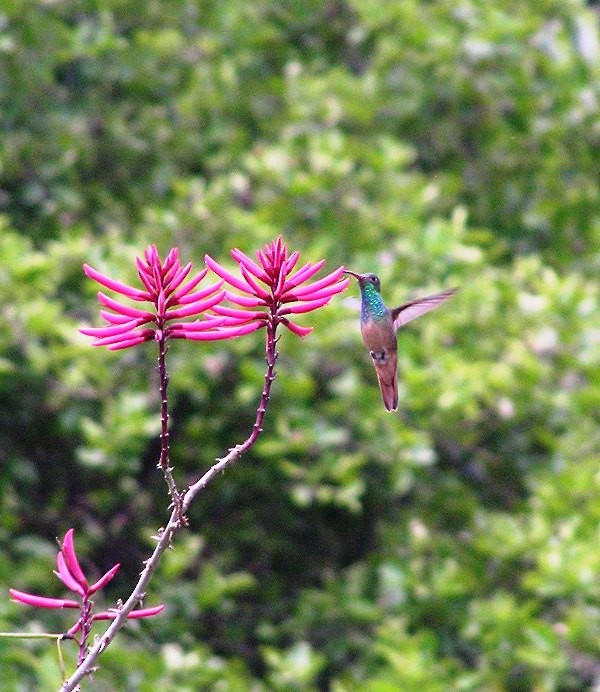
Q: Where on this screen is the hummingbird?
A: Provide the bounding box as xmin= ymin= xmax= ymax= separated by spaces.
xmin=344 ymin=271 xmax=457 ymax=412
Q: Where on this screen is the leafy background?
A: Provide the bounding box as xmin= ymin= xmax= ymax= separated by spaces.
xmin=1 ymin=0 xmax=600 ymax=689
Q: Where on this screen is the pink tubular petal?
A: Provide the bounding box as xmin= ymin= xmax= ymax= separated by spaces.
xmin=281 ymin=260 xmax=326 ymax=292
xmin=151 ymin=262 xmax=161 ymax=290
xmin=67 ymin=620 xmax=83 ymax=636
xmin=97 ymin=292 xmax=155 ymax=319
xmin=215 ymin=315 xmax=265 ymax=327
xmin=93 ymin=604 xmax=165 ymax=621
xmin=61 ymin=530 xmax=88 ymax=591
xmin=9 ymin=589 xmax=80 ymax=609
xmin=158 ymin=249 xmax=178 ymax=281
xmin=256 ymin=249 xmax=269 ymax=270
xmin=282 ymin=279 xmax=349 ymax=303
xmin=89 ymin=563 xmax=120 ymax=594
xmin=238 ymin=264 xmax=270 ymax=299
xmin=163 ymin=262 xmax=192 ymax=294
xmin=288 ymin=266 xmax=346 ymax=297
xmin=266 ymin=236 xmax=284 ymax=263
xmin=79 ymin=320 xmax=147 ymax=338
xmin=91 ymin=329 xmax=154 ymax=346
xmin=169 ymin=269 xmax=211 ymax=303
xmin=205 ymin=255 xmax=253 ymax=293
xmin=157 ymin=290 xmax=167 ymax=318
xmin=175 ymin=279 xmax=224 ymax=306
xmin=126 ymin=605 xmax=165 ymax=618
xmin=56 ymin=552 xmax=86 ymax=596
xmin=281 ymin=318 xmax=313 ymax=337
xmin=273 ymin=263 xmax=287 ymax=299
xmin=167 ymin=318 xmax=226 ymax=332
xmin=144 ymin=245 xmax=160 ymax=267
xmin=106 ymin=335 xmax=152 ymax=350
xmin=161 ymin=257 xmax=181 ymax=287
xmin=99 ymin=310 xmax=139 ymax=325
xmin=170 ymin=321 xmax=264 ymax=341
xmin=283 ymin=251 xmax=300 ymax=275
xmin=83 ymin=264 xmax=149 ymax=301
xmin=212 ymin=305 xmax=266 ymax=320
xmin=223 ymin=291 xmax=265 ymax=307
xmin=163 ymin=246 xmax=178 ymax=264
xmin=231 ymin=248 xmax=270 ymax=282
xmin=136 ymin=256 xmax=156 ymax=293
xmin=275 ymin=236 xmax=288 ymax=265
xmin=166 ymin=290 xmax=226 ymax=319
xmin=278 ymin=296 xmax=332 ymax=314
xmin=163 ymin=247 xmax=179 ymax=272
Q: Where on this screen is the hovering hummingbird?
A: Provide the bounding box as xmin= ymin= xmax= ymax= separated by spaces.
xmin=344 ymin=271 xmax=457 ymax=412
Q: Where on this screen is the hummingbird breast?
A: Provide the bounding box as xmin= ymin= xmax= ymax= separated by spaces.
xmin=360 ymin=317 xmax=397 ymax=368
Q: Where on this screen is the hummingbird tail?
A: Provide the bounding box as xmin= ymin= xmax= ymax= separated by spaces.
xmin=377 ymin=372 xmax=398 ymax=412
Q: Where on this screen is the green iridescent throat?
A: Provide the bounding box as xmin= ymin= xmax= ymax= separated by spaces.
xmin=361 ymin=282 xmax=387 ymax=321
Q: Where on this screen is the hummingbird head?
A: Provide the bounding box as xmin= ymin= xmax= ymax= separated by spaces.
xmin=343 ymin=270 xmax=381 ymax=293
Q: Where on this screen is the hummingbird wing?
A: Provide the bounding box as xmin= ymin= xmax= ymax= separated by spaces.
xmin=391 ymin=288 xmax=457 ymax=331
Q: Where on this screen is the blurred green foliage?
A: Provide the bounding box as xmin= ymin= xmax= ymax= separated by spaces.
xmin=1 ymin=0 xmax=600 ymax=688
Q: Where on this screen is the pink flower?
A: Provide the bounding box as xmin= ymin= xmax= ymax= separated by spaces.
xmin=80 ymin=245 xmax=255 ymax=350
xmin=9 ymin=529 xmax=163 ymax=637
xmin=205 ymin=236 xmax=349 ymax=337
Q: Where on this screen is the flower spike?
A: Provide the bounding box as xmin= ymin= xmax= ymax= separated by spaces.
xmin=205 ymin=236 xmax=348 ymax=337
xmin=81 ymin=246 xmax=252 ymax=349
xmin=9 ymin=530 xmax=163 ymax=665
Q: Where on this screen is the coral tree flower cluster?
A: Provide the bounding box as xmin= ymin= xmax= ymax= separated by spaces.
xmin=206 ymin=235 xmax=349 ymax=337
xmin=80 ymin=245 xmax=256 ymax=350
xmin=9 ymin=529 xmax=163 ymax=637
xmin=80 ymin=239 xmax=348 ymax=347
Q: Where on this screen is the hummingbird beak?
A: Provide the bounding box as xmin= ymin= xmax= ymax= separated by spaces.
xmin=343 ymin=269 xmax=363 ymax=280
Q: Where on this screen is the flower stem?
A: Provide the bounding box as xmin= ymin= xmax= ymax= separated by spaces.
xmin=156 ymin=335 xmax=184 ymax=522
xmin=59 ymin=322 xmax=279 ymax=692
xmin=78 ymin=598 xmax=93 ymax=665
xmin=184 ymin=318 xmax=278 ymax=497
